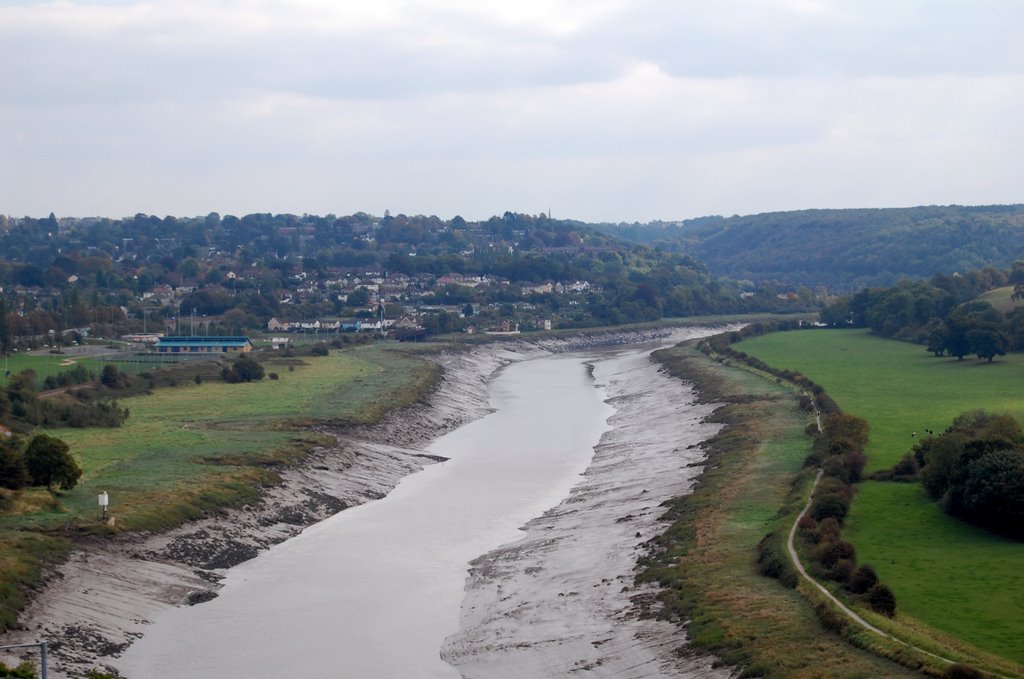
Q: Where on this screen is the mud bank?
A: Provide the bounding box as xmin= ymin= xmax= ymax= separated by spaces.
xmin=442 ymin=333 xmax=734 ymax=678
xmin=1 ymin=329 xmax=685 ymax=677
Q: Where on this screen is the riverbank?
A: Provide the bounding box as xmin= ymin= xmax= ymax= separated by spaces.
xmin=644 ymin=342 xmax=923 ymax=678
xmin=1 ymin=329 xmax=686 ymax=677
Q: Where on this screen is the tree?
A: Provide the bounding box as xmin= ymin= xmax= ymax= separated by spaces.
xmin=222 ymin=354 xmax=265 ymax=383
xmin=100 ymin=364 xmax=125 ymax=388
xmin=959 ymin=449 xmax=1024 ymax=536
xmin=967 ymin=327 xmax=1007 ymax=362
xmin=347 ymin=287 xmax=371 ymax=307
xmin=24 ymin=434 xmax=81 ymax=491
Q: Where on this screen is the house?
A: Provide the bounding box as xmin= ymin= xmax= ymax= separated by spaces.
xmin=267 ymin=317 xmax=289 ymax=332
xmin=0 ymin=423 xmax=12 ymax=437
xmin=155 ymin=336 xmax=253 ymax=354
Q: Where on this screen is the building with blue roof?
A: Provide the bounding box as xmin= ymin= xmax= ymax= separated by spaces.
xmin=155 ymin=336 xmax=253 ymax=354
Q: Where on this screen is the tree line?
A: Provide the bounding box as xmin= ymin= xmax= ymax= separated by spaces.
xmin=819 ymin=265 xmax=1024 ymax=361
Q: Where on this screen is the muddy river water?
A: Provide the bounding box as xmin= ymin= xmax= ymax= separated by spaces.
xmin=118 ymin=332 xmax=731 ymax=678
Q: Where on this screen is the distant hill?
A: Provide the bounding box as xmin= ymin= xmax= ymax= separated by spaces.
xmin=594 ymin=205 xmax=1024 ymax=291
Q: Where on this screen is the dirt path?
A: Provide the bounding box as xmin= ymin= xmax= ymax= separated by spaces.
xmin=787 ymin=469 xmax=965 ymax=672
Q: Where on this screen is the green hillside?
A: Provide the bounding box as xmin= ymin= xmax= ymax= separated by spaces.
xmin=597 ymin=204 xmax=1024 ymax=291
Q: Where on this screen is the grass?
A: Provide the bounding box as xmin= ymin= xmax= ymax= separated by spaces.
xmin=641 ymin=342 xmax=921 ymax=678
xmin=737 ymin=328 xmax=1024 ymax=666
xmin=736 ymin=328 xmax=1024 ymax=473
xmin=978 ymin=285 xmax=1024 ymax=313
xmin=1 ymin=352 xmax=108 ymax=387
xmin=2 ymin=344 xmax=439 ymax=533
xmin=0 ymin=344 xmax=440 ymax=628
xmin=846 ymin=482 xmax=1024 ymax=664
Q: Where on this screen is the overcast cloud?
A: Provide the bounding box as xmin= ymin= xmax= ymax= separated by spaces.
xmin=1 ymin=0 xmax=1022 ymax=222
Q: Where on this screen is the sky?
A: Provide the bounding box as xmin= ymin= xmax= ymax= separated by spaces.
xmin=1 ymin=0 xmax=1023 ymax=223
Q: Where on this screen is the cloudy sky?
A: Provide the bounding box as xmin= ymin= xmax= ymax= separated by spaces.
xmin=1 ymin=0 xmax=1022 ymax=223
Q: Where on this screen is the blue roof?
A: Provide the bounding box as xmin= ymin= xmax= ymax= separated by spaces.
xmin=156 ymin=336 xmax=252 ymax=347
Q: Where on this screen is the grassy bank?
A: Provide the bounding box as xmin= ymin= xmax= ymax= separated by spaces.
xmin=643 ymin=341 xmax=920 ymax=678
xmin=737 ymin=328 xmax=1024 ymax=667
xmin=0 ymin=343 xmax=440 ymax=629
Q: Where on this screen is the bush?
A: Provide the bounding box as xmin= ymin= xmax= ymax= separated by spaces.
xmin=756 ymin=532 xmax=797 ymax=588
xmin=810 ymin=492 xmax=851 ymax=523
xmin=943 ymin=664 xmax=984 ymax=679
xmin=309 ymin=343 xmax=330 ymax=357
xmin=222 ymin=355 xmax=265 ymax=383
xmin=813 ymin=600 xmax=849 ymax=634
xmin=99 ymin=364 xmax=126 ymax=389
xmin=848 ymin=564 xmax=878 ymax=594
xmin=822 ymin=450 xmax=867 ymax=483
xmin=827 ymin=558 xmax=855 ymax=584
xmin=814 ymin=540 xmax=856 ymax=569
xmin=269 ymin=372 xmax=279 ymax=380
xmin=866 ymin=583 xmax=896 ymax=617
xmin=814 ymin=516 xmax=842 ymax=545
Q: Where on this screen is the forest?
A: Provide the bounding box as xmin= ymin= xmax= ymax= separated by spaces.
xmin=595 ymin=204 xmax=1024 ymax=291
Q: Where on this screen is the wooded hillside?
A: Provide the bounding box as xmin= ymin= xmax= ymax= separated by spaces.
xmin=596 ymin=205 xmax=1024 ymax=291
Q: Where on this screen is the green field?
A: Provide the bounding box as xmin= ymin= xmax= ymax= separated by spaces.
xmin=1 ymin=352 xmax=108 ymax=387
xmin=738 ymin=328 xmax=1024 ymax=472
xmin=738 ymin=328 xmax=1024 ymax=664
xmin=1 ymin=344 xmax=437 ymax=533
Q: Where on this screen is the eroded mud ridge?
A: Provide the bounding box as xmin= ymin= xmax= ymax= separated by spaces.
xmin=1 ymin=331 xmax=676 ymax=677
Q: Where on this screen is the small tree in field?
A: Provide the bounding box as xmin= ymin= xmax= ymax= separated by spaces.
xmin=222 ymin=354 xmax=265 ymax=383
xmin=24 ymin=433 xmax=82 ymax=491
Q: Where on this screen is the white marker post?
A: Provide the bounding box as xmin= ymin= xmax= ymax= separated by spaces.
xmin=98 ymin=491 xmax=109 ymax=521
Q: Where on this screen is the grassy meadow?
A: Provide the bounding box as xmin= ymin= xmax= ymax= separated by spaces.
xmin=2 ymin=344 xmax=438 ymax=534
xmin=737 ymin=328 xmax=1024 ymax=665
xmin=644 ymin=343 xmax=922 ymax=678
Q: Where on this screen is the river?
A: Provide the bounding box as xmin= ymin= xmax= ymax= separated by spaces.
xmin=117 ymin=332 xmax=730 ymax=678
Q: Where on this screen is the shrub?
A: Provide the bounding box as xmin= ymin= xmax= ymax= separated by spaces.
xmin=866 ymin=583 xmax=896 ymax=617
xmin=309 ymin=343 xmax=330 ymax=357
xmin=827 ymin=558 xmax=855 ymax=584
xmin=269 ymin=372 xmax=279 ymax=380
xmin=100 ymin=364 xmax=126 ymax=389
xmin=813 ymin=600 xmax=848 ymax=634
xmin=194 ymin=374 xmax=202 ymax=385
xmin=810 ymin=492 xmax=850 ymax=523
xmin=756 ymin=532 xmax=796 ymax=588
xmin=822 ymin=450 xmax=867 ymax=483
xmin=848 ymin=564 xmax=878 ymax=594
xmin=943 ymin=664 xmax=984 ymax=679
xmin=222 ymin=355 xmax=265 ymax=383
xmin=814 ymin=516 xmax=842 ymax=545
xmin=814 ymin=540 xmax=856 ymax=568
